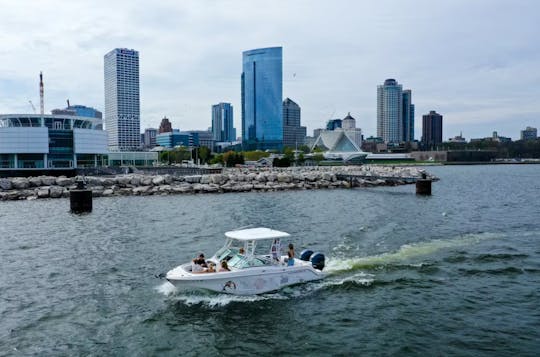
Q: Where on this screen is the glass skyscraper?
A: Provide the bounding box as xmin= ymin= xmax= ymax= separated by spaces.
xmin=377 ymin=79 xmax=414 ymax=143
xmin=282 ymin=98 xmax=306 ymax=148
xmin=212 ymin=102 xmax=235 ymax=142
xmin=241 ymin=47 xmax=283 ymax=150
xmin=104 ymin=48 xmax=140 ymax=151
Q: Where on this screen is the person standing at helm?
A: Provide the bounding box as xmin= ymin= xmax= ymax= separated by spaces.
xmin=287 ymin=243 xmax=295 ymax=266
xmin=271 ymin=238 xmax=281 ymax=262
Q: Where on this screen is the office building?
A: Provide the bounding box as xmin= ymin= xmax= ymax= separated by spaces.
xmin=156 ymin=129 xmax=199 ymax=149
xmin=377 ymin=79 xmax=414 ymax=143
xmin=143 ymin=128 xmax=158 ymax=148
xmin=326 ymin=119 xmax=342 ymax=131
xmin=422 ymin=111 xmax=443 ymax=148
xmin=186 ymin=130 xmax=215 ymax=150
xmin=51 ymin=105 xmax=102 ymax=119
xmin=402 ymin=90 xmax=414 ymax=142
xmin=212 ymin=103 xmax=235 ymax=142
xmin=521 ymin=126 xmax=538 ymax=140
xmin=241 ymin=46 xmax=283 ymax=150
xmin=282 ymin=98 xmax=306 ymax=148
xmin=159 ymin=117 xmax=172 ymax=133
xmin=104 ymin=48 xmax=140 ymax=151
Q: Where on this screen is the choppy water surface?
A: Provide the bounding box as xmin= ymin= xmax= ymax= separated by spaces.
xmin=1 ymin=165 xmax=539 ymax=356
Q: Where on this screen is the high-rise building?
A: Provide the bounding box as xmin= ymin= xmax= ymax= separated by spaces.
xmin=377 ymin=79 xmax=414 ymax=143
xmin=241 ymin=46 xmax=283 ymax=150
xmin=422 ymin=111 xmax=443 ymax=148
xmin=326 ymin=119 xmax=342 ymax=131
xmin=282 ymin=98 xmax=306 ymax=148
xmin=520 ymin=126 xmax=538 ymax=140
xmin=402 ymin=90 xmax=414 ymax=142
xmin=104 ymin=48 xmax=140 ymax=151
xmin=159 ymin=117 xmax=172 ymax=133
xmin=143 ymin=128 xmax=158 ymax=148
xmin=212 ymin=103 xmax=235 ymax=142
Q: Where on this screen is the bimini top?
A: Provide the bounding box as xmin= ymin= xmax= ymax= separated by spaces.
xmin=225 ymin=227 xmax=290 ymax=241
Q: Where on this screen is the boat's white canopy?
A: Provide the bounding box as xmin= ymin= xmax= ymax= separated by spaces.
xmin=225 ymin=227 xmax=290 ymax=241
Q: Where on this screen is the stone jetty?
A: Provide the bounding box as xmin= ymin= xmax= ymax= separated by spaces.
xmin=0 ymin=166 xmax=436 ymax=201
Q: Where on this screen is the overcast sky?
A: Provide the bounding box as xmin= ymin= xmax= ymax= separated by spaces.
xmin=1 ymin=0 xmax=539 ymax=140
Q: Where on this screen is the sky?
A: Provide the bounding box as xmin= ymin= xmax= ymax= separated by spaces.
xmin=0 ymin=0 xmax=539 ymax=140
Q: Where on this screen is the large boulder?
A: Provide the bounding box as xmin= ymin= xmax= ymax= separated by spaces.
xmin=12 ymin=178 xmax=30 ymax=189
xmin=56 ymin=177 xmax=73 ymax=186
xmin=152 ymin=176 xmax=165 ymax=186
xmin=130 ymin=175 xmax=141 ymax=186
xmin=0 ymin=178 xmax=12 ymax=190
xmin=210 ymin=174 xmax=224 ymax=185
xmin=36 ymin=187 xmax=50 ymax=198
xmin=185 ymin=175 xmax=202 ymax=184
xmin=133 ymin=186 xmax=151 ymax=194
xmin=277 ymin=173 xmax=292 ymax=183
xmin=101 ymin=177 xmax=116 ymax=187
xmin=117 ymin=175 xmax=131 ymax=186
xmin=141 ymin=176 xmax=153 ymax=186
xmin=49 ymin=186 xmax=64 ymax=198
xmin=28 ymin=177 xmax=43 ymax=187
xmin=41 ymin=176 xmax=56 ymax=186
xmin=163 ymin=175 xmax=173 ymax=184
xmin=200 ymin=175 xmax=211 ymax=184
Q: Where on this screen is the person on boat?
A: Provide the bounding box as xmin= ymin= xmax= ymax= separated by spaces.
xmin=192 ymin=253 xmax=207 ymax=273
xmin=287 ymin=243 xmax=295 ymax=266
xmin=219 ymin=260 xmax=230 ymax=272
xmin=206 ymin=262 xmax=216 ymax=273
xmin=271 ymin=238 xmax=281 ymax=262
xmin=238 ymin=247 xmax=246 ymax=255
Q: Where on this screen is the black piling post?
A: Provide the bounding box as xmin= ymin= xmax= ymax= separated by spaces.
xmin=416 ymin=173 xmax=432 ymax=195
xmin=70 ymin=178 xmax=92 ymax=213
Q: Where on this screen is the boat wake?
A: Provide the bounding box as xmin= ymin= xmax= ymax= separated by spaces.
xmin=325 ymin=231 xmax=503 ymax=274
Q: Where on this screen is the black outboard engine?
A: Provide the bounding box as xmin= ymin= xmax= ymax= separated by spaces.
xmin=311 ymin=252 xmax=325 ymax=270
xmin=300 ymin=249 xmax=314 ymax=261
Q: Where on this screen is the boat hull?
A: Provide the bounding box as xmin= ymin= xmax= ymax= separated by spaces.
xmin=166 ymin=264 xmax=325 ymax=295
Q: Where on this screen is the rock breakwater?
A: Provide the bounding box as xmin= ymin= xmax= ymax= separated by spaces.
xmin=0 ymin=166 xmax=436 ymax=201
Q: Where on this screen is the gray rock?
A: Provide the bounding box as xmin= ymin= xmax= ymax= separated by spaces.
xmin=200 ymin=175 xmax=211 ymax=184
xmin=56 ymin=177 xmax=73 ymax=186
xmin=0 ymin=178 xmax=12 ymax=190
xmin=29 ymin=177 xmax=42 ymax=187
xmin=102 ymin=178 xmax=116 ymax=187
xmin=210 ymin=174 xmax=224 ymax=185
xmin=277 ymin=173 xmax=292 ymax=183
xmin=141 ymin=176 xmax=153 ymax=186
xmin=102 ymin=189 xmax=114 ymax=196
xmin=133 ymin=186 xmax=151 ymax=194
xmin=49 ymin=186 xmax=64 ymax=198
xmin=185 ymin=175 xmax=202 ymax=184
xmin=130 ymin=176 xmax=141 ymax=186
xmin=12 ymin=178 xmax=30 ymax=189
xmin=152 ymin=176 xmax=165 ymax=185
xmin=41 ymin=176 xmax=57 ymax=186
xmin=163 ymin=174 xmax=173 ymax=184
xmin=37 ymin=188 xmax=50 ymax=198
xmin=117 ymin=175 xmax=131 ymax=186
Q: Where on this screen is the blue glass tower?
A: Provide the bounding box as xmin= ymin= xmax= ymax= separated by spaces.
xmin=241 ymin=47 xmax=283 ymax=150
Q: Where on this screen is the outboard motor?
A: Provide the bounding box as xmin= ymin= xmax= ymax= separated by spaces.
xmin=300 ymin=249 xmax=314 ymax=261
xmin=311 ymin=252 xmax=325 ymax=270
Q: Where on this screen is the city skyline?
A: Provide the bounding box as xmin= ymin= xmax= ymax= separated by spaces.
xmin=0 ymin=1 xmax=539 ymax=140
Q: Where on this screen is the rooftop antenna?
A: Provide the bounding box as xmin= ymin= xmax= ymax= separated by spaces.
xmin=39 ymin=71 xmax=44 ymax=115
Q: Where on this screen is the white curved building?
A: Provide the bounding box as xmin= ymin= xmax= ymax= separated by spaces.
xmin=0 ymin=114 xmax=107 ymax=169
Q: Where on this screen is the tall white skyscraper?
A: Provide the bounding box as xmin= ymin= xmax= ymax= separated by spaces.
xmin=377 ymin=79 xmax=414 ymax=143
xmin=104 ymin=48 xmax=140 ymax=151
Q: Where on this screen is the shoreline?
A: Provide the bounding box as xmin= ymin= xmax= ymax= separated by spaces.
xmin=0 ymin=166 xmax=435 ymax=201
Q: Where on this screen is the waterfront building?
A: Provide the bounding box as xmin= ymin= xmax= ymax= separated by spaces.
xmin=159 ymin=117 xmax=172 ymax=133
xmin=186 ymin=130 xmax=215 ymax=150
xmin=156 ymin=129 xmax=199 ymax=149
xmin=241 ymin=47 xmax=283 ymax=150
xmin=0 ymin=114 xmax=107 ymax=169
xmin=311 ymin=129 xmax=367 ymax=164
xmin=143 ymin=128 xmax=158 ymax=149
xmin=422 ymin=111 xmax=443 ymax=148
xmin=520 ymin=126 xmax=538 ymax=140
xmin=402 ymin=90 xmax=414 ymax=142
xmin=52 ymin=105 xmax=102 ymax=118
xmin=104 ymin=48 xmax=140 ymax=151
xmin=313 ymin=128 xmax=323 ymax=139
xmin=212 ymin=103 xmax=235 ymax=142
xmin=282 ymin=98 xmax=306 ymax=148
xmin=377 ymin=79 xmax=414 ymax=143
xmin=341 ymin=113 xmax=355 ymax=130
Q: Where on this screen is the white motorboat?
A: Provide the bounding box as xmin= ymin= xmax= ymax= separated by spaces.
xmin=165 ymin=227 xmax=326 ymax=295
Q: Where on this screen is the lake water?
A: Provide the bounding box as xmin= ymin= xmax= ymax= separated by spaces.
xmin=1 ymin=165 xmax=539 ymax=356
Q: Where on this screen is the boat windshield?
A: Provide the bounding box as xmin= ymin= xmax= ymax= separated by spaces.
xmin=227 ymin=254 xmax=268 ymax=269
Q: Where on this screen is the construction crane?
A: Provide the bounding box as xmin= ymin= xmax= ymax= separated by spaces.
xmin=28 ymin=100 xmax=36 ymax=114
xmin=39 ymin=71 xmax=44 ymax=115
